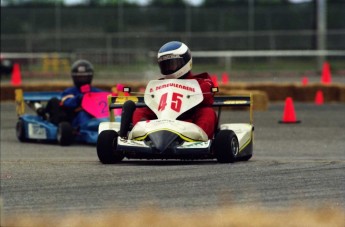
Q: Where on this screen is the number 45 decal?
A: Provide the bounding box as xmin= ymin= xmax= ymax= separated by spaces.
xmin=158 ymin=92 xmax=183 ymax=112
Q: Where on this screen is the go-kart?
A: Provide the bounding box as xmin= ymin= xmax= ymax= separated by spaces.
xmin=15 ymin=89 xmax=120 ymax=146
xmin=97 ymin=79 xmax=254 ymax=163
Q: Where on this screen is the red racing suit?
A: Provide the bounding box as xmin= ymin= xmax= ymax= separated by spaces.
xmin=132 ymin=72 xmax=217 ymax=139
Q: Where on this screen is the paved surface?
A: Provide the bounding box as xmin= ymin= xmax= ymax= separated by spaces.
xmin=1 ymin=101 xmax=344 ymax=216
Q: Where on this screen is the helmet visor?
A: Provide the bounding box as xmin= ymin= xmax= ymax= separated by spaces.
xmin=72 ymin=74 xmax=92 ymax=87
xmin=158 ymin=58 xmax=185 ymax=75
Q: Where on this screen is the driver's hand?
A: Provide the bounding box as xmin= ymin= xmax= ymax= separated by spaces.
xmin=76 ymin=94 xmax=84 ymax=104
xmin=80 ymin=84 xmax=91 ymax=93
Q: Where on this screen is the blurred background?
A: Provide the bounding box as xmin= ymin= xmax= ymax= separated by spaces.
xmin=1 ymin=0 xmax=344 ymax=83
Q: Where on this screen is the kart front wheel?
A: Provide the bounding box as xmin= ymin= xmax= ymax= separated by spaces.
xmin=97 ymin=130 xmax=124 ymax=164
xmin=57 ymin=121 xmax=74 ymax=146
xmin=16 ymin=119 xmax=28 ymax=142
xmin=239 ymin=154 xmax=252 ymax=161
xmin=214 ymin=130 xmax=239 ymax=163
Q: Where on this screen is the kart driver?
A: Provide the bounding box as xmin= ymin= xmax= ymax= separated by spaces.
xmin=132 ymin=41 xmax=217 ymax=139
xmin=38 ymin=59 xmax=103 ymax=127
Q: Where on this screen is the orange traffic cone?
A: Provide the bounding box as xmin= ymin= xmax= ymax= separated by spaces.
xmin=221 ymin=72 xmax=229 ymax=84
xmin=211 ymin=74 xmax=219 ymax=87
xmin=301 ymin=76 xmax=309 ymax=86
xmin=321 ymin=62 xmax=332 ymax=84
xmin=11 ymin=63 xmax=22 ymax=86
xmin=314 ymin=90 xmax=324 ymax=105
xmin=139 ymin=87 xmax=146 ymax=93
xmin=279 ymin=97 xmax=301 ymax=124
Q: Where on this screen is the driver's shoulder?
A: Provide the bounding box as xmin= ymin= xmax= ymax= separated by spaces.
xmin=189 ymin=72 xmax=211 ymax=80
xmin=90 ymin=87 xmax=103 ymax=92
xmin=62 ymin=86 xmax=79 ymax=95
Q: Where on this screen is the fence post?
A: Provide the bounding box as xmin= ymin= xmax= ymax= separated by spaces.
xmin=225 ymin=56 xmax=232 ymax=73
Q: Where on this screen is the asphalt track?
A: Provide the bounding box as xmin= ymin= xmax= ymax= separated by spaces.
xmin=1 ymin=101 xmax=344 ymax=216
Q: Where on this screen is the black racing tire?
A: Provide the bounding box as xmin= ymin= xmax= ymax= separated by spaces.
xmin=16 ymin=119 xmax=28 ymax=142
xmin=57 ymin=121 xmax=74 ymax=146
xmin=97 ymin=130 xmax=124 ymax=164
xmin=214 ymin=130 xmax=239 ymax=163
xmin=239 ymin=154 xmax=252 ymax=161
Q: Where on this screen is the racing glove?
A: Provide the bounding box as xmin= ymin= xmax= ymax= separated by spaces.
xmin=76 ymin=94 xmax=84 ymax=105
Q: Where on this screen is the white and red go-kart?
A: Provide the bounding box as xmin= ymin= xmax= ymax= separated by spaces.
xmin=97 ymin=79 xmax=254 ymax=164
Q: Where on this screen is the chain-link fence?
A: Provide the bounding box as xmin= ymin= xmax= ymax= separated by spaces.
xmin=1 ymin=4 xmax=345 ymax=82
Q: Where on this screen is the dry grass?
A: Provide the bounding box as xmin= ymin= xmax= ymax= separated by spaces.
xmin=2 ymin=205 xmax=344 ymax=227
xmin=2 ymin=82 xmax=345 ymax=104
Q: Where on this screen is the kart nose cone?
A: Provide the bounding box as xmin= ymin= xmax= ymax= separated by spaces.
xmin=148 ymin=130 xmax=179 ymax=153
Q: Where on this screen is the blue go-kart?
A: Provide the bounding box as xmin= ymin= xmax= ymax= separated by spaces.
xmin=14 ymin=89 xmax=120 ymax=146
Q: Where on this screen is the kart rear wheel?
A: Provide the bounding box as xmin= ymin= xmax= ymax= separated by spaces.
xmin=16 ymin=119 xmax=28 ymax=142
xmin=97 ymin=130 xmax=124 ymax=164
xmin=57 ymin=121 xmax=74 ymax=146
xmin=214 ymin=130 xmax=239 ymax=163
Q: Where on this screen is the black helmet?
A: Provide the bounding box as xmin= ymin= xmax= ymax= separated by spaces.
xmin=71 ymin=59 xmax=94 ymax=88
xmin=157 ymin=41 xmax=192 ymax=79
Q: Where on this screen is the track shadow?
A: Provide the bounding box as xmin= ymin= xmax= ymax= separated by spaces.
xmin=101 ymin=159 xmax=219 ymax=166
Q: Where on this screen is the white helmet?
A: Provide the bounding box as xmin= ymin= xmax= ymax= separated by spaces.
xmin=157 ymin=41 xmax=192 ymax=79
